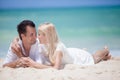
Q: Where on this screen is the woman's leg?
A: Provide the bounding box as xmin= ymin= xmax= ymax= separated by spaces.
xmin=92 ymin=46 xmax=111 ymax=64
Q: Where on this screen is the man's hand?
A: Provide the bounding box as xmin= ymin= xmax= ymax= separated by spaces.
xmin=3 ymin=57 xmax=27 ymax=68
xmin=11 ymin=37 xmax=24 ymax=58
xmin=15 ymin=57 xmax=27 ymax=68
xmin=21 ymin=57 xmax=36 ymax=68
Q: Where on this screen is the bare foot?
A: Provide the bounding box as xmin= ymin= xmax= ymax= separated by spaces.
xmin=103 ymin=54 xmax=111 ymax=60
xmin=103 ymin=46 xmax=111 ymax=60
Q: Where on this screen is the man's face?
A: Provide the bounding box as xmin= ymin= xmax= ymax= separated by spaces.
xmin=22 ymin=26 xmax=37 ymax=45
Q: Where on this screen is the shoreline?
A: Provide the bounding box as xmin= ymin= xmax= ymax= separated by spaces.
xmin=0 ymin=56 xmax=120 ymax=80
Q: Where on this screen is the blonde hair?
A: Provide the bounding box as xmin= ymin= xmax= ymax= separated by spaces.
xmin=38 ymin=23 xmax=59 ymax=64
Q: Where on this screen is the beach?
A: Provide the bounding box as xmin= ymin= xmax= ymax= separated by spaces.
xmin=0 ymin=57 xmax=120 ymax=80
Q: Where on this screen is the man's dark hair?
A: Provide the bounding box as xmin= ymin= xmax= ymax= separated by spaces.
xmin=17 ymin=20 xmax=35 ymax=40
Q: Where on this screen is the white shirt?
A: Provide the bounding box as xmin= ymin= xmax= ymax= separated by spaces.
xmin=3 ymin=39 xmax=45 ymax=64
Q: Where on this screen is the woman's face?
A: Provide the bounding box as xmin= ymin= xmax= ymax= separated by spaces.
xmin=38 ymin=31 xmax=47 ymax=44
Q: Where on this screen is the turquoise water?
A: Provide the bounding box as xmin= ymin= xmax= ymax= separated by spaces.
xmin=0 ymin=7 xmax=120 ymax=58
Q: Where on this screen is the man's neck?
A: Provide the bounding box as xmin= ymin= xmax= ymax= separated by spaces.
xmin=22 ymin=40 xmax=31 ymax=56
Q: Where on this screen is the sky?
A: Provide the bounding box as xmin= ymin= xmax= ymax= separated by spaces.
xmin=0 ymin=0 xmax=120 ymax=9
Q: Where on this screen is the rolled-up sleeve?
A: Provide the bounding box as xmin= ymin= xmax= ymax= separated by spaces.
xmin=3 ymin=46 xmax=18 ymax=64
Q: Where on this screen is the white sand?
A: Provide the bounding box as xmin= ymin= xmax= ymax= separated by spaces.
xmin=0 ymin=57 xmax=120 ymax=80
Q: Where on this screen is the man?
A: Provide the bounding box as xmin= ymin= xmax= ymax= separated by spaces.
xmin=3 ymin=20 xmax=45 ymax=68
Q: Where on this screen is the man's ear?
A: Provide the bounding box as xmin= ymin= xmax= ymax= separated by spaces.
xmin=21 ymin=34 xmax=25 ymax=38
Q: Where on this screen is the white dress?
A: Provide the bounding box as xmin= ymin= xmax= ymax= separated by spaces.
xmin=55 ymin=42 xmax=95 ymax=65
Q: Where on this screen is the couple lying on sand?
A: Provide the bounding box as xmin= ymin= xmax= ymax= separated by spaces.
xmin=3 ymin=20 xmax=111 ymax=69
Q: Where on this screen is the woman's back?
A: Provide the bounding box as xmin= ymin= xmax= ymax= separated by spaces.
xmin=55 ymin=42 xmax=95 ymax=65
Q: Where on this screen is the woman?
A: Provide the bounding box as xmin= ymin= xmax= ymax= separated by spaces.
xmin=37 ymin=23 xmax=111 ymax=68
xmin=12 ymin=22 xmax=111 ymax=69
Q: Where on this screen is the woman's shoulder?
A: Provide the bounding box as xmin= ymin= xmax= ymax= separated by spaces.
xmin=57 ymin=41 xmax=66 ymax=47
xmin=56 ymin=41 xmax=66 ymax=51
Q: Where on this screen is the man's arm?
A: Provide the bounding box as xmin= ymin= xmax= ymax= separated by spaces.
xmin=3 ymin=60 xmax=18 ymax=68
xmin=11 ymin=37 xmax=25 ymax=58
xmin=3 ymin=44 xmax=21 ymax=68
xmin=3 ymin=58 xmax=27 ymax=68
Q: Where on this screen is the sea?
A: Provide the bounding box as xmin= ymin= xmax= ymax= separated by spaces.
xmin=0 ymin=6 xmax=120 ymax=58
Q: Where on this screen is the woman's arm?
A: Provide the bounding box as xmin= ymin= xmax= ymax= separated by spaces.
xmin=25 ymin=51 xmax=63 ymax=69
xmin=52 ymin=51 xmax=63 ymax=69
